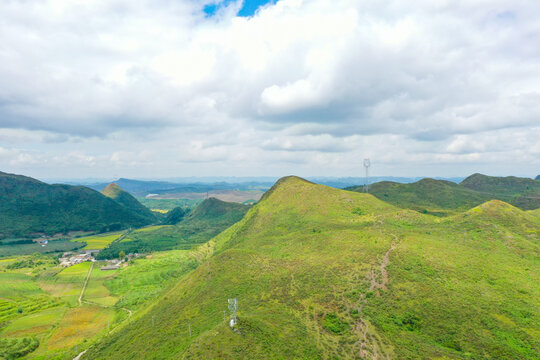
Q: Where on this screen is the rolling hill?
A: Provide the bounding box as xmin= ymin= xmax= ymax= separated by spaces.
xmin=101 ymin=183 xmax=156 ymax=223
xmin=347 ymin=178 xmax=493 ymax=215
xmin=0 ymin=171 xmax=154 ymax=239
xmin=348 ymin=174 xmax=540 ymax=213
xmin=460 ymin=173 xmax=540 ymax=210
xmin=84 ymin=176 xmax=540 ymax=359
xmin=162 ymin=206 xmax=189 ymax=225
xmin=460 ymin=173 xmax=540 ymax=197
xmin=96 ymin=198 xmax=250 ymax=258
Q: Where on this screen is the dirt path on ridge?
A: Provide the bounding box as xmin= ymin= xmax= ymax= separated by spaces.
xmin=353 ymin=236 xmax=398 ymax=360
xmin=369 ymin=242 xmax=396 ymax=293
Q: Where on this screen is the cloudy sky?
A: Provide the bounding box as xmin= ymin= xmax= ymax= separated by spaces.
xmin=1 ymin=0 xmax=539 ymax=180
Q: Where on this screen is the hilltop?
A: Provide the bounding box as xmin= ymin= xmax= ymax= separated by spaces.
xmin=101 ymin=183 xmax=156 ymax=222
xmin=0 ymin=171 xmax=154 ymax=239
xmin=96 ymin=198 xmax=250 ymax=258
xmin=348 ymin=174 xmax=540 ymax=213
xmin=85 ymin=176 xmax=539 ymax=359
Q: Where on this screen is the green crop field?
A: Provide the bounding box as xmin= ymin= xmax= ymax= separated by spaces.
xmin=0 ymin=248 xmax=201 ymax=359
xmin=104 ymin=250 xmax=198 ymax=310
xmin=0 ymin=238 xmax=85 ymax=258
xmin=72 ymin=232 xmax=124 ymax=250
xmin=133 ymin=225 xmax=171 ymax=233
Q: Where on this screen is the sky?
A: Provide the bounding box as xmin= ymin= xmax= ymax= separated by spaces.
xmin=0 ymin=0 xmax=539 ymax=180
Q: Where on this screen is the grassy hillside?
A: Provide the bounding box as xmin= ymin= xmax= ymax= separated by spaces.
xmin=347 ymin=178 xmax=492 ymax=215
xmin=0 ymin=171 xmax=154 ymax=239
xmin=96 ymin=198 xmax=250 ymax=259
xmin=102 ymin=183 xmax=156 ymax=223
xmin=84 ymin=176 xmax=540 ymax=359
xmin=348 ymin=174 xmax=540 ymax=213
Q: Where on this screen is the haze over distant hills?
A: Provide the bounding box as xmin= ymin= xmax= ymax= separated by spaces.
xmin=60 ymin=176 xmax=470 ymax=200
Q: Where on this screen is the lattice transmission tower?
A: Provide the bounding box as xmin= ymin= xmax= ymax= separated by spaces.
xmin=363 ymin=158 xmax=371 ymax=193
xmin=228 ymin=298 xmax=237 ymax=328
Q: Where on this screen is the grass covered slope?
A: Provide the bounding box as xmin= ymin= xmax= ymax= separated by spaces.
xmin=348 ymin=178 xmax=492 ymax=215
xmin=85 ymin=176 xmax=539 ymax=359
xmin=96 ymin=198 xmax=250 ymax=258
xmin=102 ymin=183 xmax=156 ymax=223
xmin=0 ymin=172 xmax=154 ymax=239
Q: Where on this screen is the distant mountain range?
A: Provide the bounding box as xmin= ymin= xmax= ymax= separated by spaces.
xmin=0 ymin=172 xmax=155 ymax=239
xmin=86 ymin=178 xmax=272 ymax=197
xmin=63 ymin=176 xmax=470 ymax=198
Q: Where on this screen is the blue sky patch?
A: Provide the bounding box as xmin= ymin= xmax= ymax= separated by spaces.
xmin=204 ymin=0 xmax=276 ymax=17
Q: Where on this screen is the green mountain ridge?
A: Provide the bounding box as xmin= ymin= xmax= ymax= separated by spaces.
xmin=348 ymin=173 xmax=540 ymax=213
xmin=348 ymin=178 xmax=492 ymax=215
xmin=85 ymin=176 xmax=540 ymax=359
xmin=461 ymin=173 xmax=540 ymax=197
xmin=96 ymin=198 xmax=251 ymax=258
xmin=0 ymin=171 xmax=154 ymax=239
xmin=101 ymin=183 xmax=156 ymax=222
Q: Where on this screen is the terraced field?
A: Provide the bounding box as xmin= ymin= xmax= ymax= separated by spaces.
xmin=0 ymin=249 xmax=200 ymax=359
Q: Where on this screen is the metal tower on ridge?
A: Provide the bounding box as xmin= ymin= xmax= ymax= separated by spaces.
xmin=363 ymin=158 xmax=371 ymax=193
xmin=228 ymin=298 xmax=237 ymax=328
